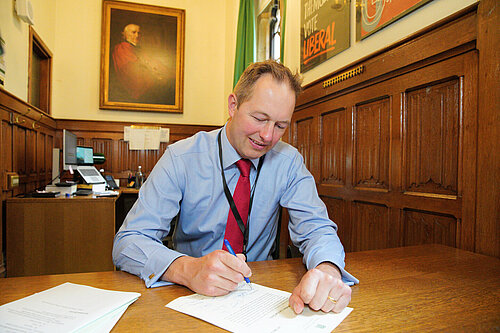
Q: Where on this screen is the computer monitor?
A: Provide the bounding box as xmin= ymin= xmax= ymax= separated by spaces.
xmin=76 ymin=146 xmax=94 ymax=165
xmin=62 ymin=129 xmax=77 ymax=171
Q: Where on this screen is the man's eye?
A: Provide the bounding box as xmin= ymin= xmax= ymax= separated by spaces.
xmin=253 ymin=116 xmax=265 ymax=122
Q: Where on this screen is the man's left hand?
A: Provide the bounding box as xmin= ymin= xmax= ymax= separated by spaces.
xmin=289 ymin=262 xmax=351 ymax=314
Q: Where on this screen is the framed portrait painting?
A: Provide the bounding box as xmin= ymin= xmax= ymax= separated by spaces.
xmin=100 ymin=1 xmax=185 ymax=113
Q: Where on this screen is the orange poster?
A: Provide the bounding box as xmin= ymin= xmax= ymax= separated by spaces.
xmin=357 ymin=0 xmax=433 ymax=39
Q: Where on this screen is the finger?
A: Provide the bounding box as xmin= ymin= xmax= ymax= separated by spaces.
xmin=330 ymin=293 xmax=349 ymax=313
xmin=298 ymin=270 xmax=321 ymax=305
xmin=307 ymin=274 xmax=334 ymax=311
xmin=235 ymin=253 xmax=247 ymax=262
xmin=289 ymin=286 xmax=305 ymax=314
xmin=202 ymin=281 xmax=238 ymax=297
xmin=324 ymin=283 xmax=351 ymax=313
xmin=320 ymin=295 xmax=336 ymax=313
xmin=220 ymin=251 xmax=252 ymax=278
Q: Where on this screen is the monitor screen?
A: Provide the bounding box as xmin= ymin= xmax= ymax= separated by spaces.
xmin=76 ymin=146 xmax=94 ymax=165
xmin=63 ymin=129 xmax=77 ymax=170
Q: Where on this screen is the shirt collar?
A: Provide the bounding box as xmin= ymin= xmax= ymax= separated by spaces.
xmin=220 ymin=124 xmax=260 ymax=170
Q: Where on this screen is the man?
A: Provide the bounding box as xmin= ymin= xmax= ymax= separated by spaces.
xmin=111 ymin=23 xmax=169 ymax=104
xmin=113 ymin=60 xmax=357 ymax=314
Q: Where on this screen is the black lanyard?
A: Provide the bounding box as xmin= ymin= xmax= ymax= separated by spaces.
xmin=218 ymin=130 xmax=264 ymax=255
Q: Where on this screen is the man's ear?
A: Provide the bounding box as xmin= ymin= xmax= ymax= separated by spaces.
xmin=228 ymin=93 xmax=238 ymax=118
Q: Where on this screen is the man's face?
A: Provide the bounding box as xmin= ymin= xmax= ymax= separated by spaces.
xmin=226 ymin=74 xmax=296 ymax=160
xmin=124 ymin=24 xmax=140 ymax=46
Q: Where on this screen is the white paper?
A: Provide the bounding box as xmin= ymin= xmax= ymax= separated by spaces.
xmin=124 ymin=127 xmax=162 ymax=150
xmin=166 ymin=283 xmax=352 ymax=333
xmin=160 ymin=128 xmax=170 ymax=142
xmin=0 ymin=282 xmax=140 ymax=333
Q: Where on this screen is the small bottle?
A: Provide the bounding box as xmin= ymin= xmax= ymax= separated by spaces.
xmin=135 ymin=166 xmax=144 ymax=189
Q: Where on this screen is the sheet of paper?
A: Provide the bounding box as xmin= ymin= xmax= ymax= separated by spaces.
xmin=166 ymin=283 xmax=352 ymax=333
xmin=0 ymin=282 xmax=140 ymax=333
xmin=126 ymin=127 xmax=161 ymax=150
xmin=160 ymin=128 xmax=170 ymax=142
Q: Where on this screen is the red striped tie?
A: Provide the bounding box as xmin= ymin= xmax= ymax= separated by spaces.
xmin=222 ymin=159 xmax=251 ymax=253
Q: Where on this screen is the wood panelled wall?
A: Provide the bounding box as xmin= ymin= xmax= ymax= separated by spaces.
xmin=0 ymin=91 xmax=217 ymax=276
xmin=55 ymin=120 xmax=217 ymax=184
xmin=0 ymin=90 xmax=57 ymax=276
xmin=284 ymin=2 xmax=499 ymax=258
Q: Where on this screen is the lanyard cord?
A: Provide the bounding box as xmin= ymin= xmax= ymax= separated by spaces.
xmin=218 ymin=130 xmax=265 ymax=255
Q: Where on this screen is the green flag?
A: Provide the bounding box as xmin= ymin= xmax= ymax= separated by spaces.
xmin=233 ymin=0 xmax=256 ymax=87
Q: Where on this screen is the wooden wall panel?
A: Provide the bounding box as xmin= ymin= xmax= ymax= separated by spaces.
xmin=353 ymin=98 xmax=391 ymax=190
xmin=403 ymin=210 xmax=457 ymax=247
xmin=0 ymin=89 xmax=58 ymax=276
xmin=56 ymin=120 xmax=218 ymax=183
xmin=321 ymin=196 xmax=350 ymax=251
xmin=351 ymin=201 xmax=393 ymax=252
xmin=404 ymin=79 xmax=460 ymax=196
xmin=295 ymin=117 xmax=316 ymax=175
xmin=285 ymin=5 xmax=496 ymax=257
xmin=320 ymin=109 xmax=346 ymax=185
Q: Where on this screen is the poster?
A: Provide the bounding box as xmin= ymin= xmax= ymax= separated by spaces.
xmin=357 ymin=0 xmax=433 ymax=40
xmin=301 ymin=0 xmax=350 ymax=73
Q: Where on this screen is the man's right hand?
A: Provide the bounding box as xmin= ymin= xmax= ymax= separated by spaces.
xmin=161 ymin=250 xmax=252 ymax=296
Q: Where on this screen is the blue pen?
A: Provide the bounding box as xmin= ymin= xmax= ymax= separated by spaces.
xmin=224 ymin=239 xmax=252 ymax=287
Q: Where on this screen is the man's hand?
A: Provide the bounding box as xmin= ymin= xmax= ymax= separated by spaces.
xmin=289 ymin=262 xmax=351 ymax=314
xmin=161 ymin=250 xmax=252 ymax=296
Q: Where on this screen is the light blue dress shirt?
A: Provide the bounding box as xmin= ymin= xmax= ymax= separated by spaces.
xmin=113 ymin=125 xmax=358 ymax=287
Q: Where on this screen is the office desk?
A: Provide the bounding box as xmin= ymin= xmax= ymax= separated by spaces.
xmin=5 ymin=189 xmax=139 ymax=277
xmin=1 ymin=245 xmax=499 ymax=332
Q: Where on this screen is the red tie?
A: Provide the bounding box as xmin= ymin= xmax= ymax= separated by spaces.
xmin=223 ymin=159 xmax=252 ymax=253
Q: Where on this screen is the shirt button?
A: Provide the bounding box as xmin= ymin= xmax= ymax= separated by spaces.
xmin=149 ymin=273 xmax=155 ymax=279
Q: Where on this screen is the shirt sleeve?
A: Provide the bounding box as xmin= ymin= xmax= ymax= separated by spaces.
xmin=112 ymin=148 xmax=187 ymax=288
xmin=280 ymin=152 xmax=359 ymax=286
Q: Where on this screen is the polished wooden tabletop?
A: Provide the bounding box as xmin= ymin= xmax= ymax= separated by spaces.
xmin=1 ymin=244 xmax=499 ymax=332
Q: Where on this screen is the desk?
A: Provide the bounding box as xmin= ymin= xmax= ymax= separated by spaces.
xmin=5 ymin=189 xmax=139 ymax=277
xmin=1 ymin=245 xmax=498 ymax=331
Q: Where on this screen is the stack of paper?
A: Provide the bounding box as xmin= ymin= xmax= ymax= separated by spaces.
xmin=0 ymin=282 xmax=140 ymax=332
xmin=166 ymin=282 xmax=352 ymax=333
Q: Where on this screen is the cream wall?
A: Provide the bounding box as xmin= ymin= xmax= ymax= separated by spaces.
xmin=0 ymin=0 xmax=479 ymax=126
xmin=1 ymin=0 xmax=238 ymax=126
xmin=52 ymin=0 xmax=235 ymax=125
xmin=0 ymin=0 xmax=56 ymax=100
xmin=283 ymin=0 xmax=479 ymax=85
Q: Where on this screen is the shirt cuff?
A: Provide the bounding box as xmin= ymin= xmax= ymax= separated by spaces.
xmin=141 ymin=247 xmax=186 ymax=288
xmin=308 ymin=256 xmax=359 ymax=286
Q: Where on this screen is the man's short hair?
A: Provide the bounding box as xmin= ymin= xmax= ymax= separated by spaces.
xmin=233 ymin=60 xmax=303 ymax=107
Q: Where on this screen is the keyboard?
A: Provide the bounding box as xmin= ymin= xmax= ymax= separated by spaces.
xmin=79 ymin=168 xmax=100 ymax=177
xmin=75 ymin=189 xmax=93 ymax=196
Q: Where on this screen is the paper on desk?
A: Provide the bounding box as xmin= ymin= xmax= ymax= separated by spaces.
xmin=0 ymin=282 xmax=140 ymax=333
xmin=166 ymin=282 xmax=352 ymax=333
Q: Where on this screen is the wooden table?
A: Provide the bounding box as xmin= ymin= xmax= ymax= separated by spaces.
xmin=1 ymin=244 xmax=499 ymax=332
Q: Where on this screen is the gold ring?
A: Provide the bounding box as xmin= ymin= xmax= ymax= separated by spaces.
xmin=327 ymin=296 xmax=337 ymax=304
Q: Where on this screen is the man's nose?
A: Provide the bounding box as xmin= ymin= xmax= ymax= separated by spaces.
xmin=259 ymin=122 xmax=274 ymax=142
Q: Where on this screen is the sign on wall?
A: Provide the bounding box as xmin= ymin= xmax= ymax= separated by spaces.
xmin=301 ymin=0 xmax=350 ymax=73
xmin=357 ymin=0 xmax=433 ymax=40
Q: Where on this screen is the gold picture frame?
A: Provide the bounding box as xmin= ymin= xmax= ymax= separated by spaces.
xmin=99 ymin=0 xmax=185 ymax=113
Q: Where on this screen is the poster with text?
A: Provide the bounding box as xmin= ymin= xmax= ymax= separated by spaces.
xmin=357 ymin=0 xmax=433 ymax=40
xmin=301 ymin=0 xmax=350 ymax=73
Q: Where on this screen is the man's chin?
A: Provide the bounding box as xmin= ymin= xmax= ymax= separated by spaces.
xmin=241 ymin=148 xmax=267 ymax=160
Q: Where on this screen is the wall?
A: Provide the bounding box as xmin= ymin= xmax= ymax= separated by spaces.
xmin=1 ymin=0 xmax=479 ymax=125
xmin=283 ymin=0 xmax=479 ymax=85
xmin=0 ymin=0 xmax=239 ymax=126
xmin=0 ymin=0 xmax=56 ymax=99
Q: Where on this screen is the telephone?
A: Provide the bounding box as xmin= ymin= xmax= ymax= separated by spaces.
xmin=104 ymin=175 xmax=119 ymax=190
